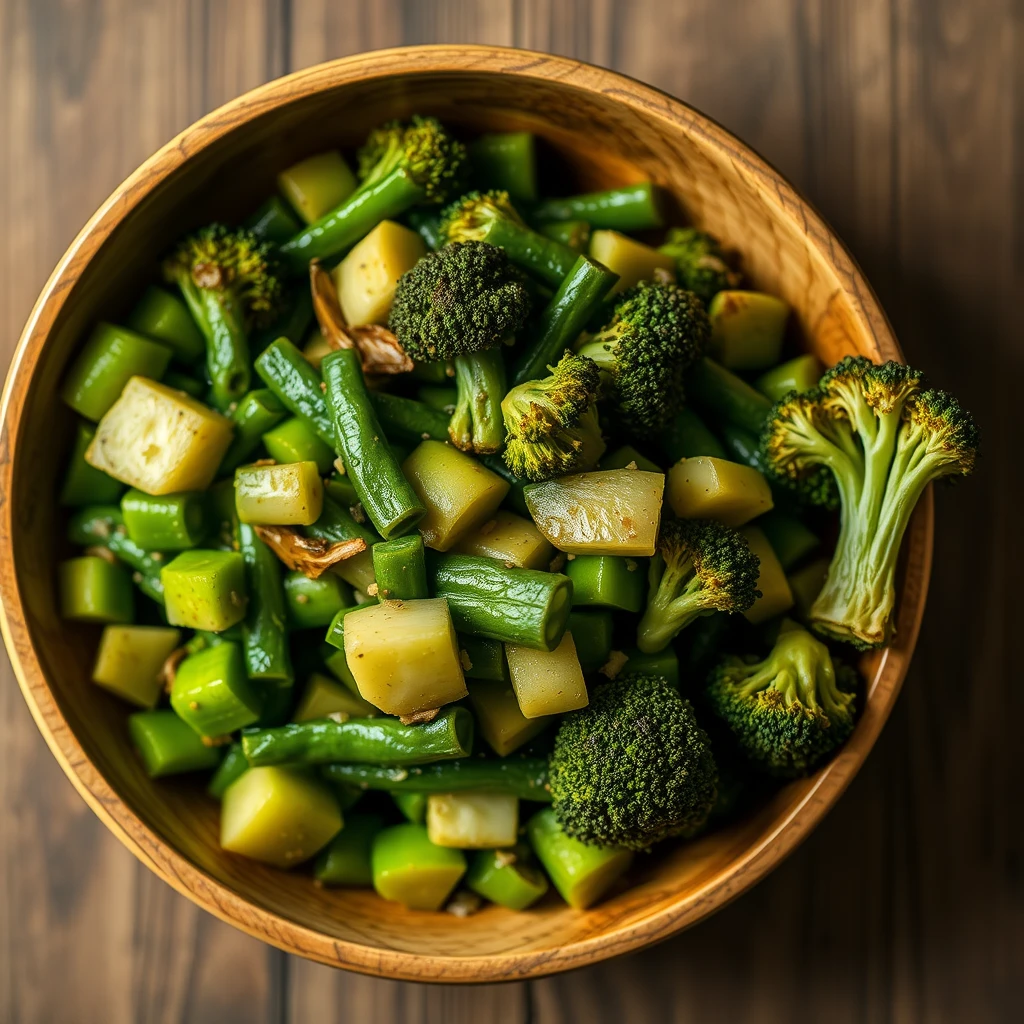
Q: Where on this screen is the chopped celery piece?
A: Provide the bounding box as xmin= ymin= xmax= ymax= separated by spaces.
xmin=262 ymin=417 xmax=336 ymax=474
xmin=121 ymin=489 xmax=208 ymax=550
xmin=466 ymin=845 xmax=549 ymax=910
xmin=170 ymin=641 xmax=261 ymax=737
xmin=59 ymin=556 xmax=133 ymax=623
xmin=161 ymin=549 xmax=247 ymax=631
xmin=129 ymin=710 xmax=222 ymax=778
xmin=392 ymin=791 xmax=428 ymax=825
xmin=92 ymin=625 xmax=181 ymax=708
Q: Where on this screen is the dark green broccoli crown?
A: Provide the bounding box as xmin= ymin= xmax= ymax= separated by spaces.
xmin=658 ymin=227 xmax=739 ymax=306
xmin=706 ymin=625 xmax=858 ymax=776
xmin=901 ymin=387 xmax=980 ymax=477
xmin=355 ymin=115 xmax=466 ymax=202
xmin=439 ymin=189 xmax=524 ymax=244
xmin=550 ymin=673 xmax=718 ymax=850
xmin=388 ymin=241 xmax=532 ymax=361
xmin=163 ymin=223 xmax=281 ymax=321
xmin=578 ymin=281 xmax=710 ymax=435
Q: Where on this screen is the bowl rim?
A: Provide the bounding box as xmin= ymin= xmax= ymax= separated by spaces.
xmin=0 ymin=43 xmax=932 ymax=983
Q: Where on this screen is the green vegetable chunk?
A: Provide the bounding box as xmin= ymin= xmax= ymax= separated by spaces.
xmin=126 ymin=285 xmax=206 ymax=364
xmin=565 ymin=554 xmax=645 ymax=612
xmin=129 ymin=710 xmax=223 ymax=779
xmin=254 ymin=337 xmax=337 ymax=448
xmin=687 ymin=357 xmax=773 ymax=436
xmin=507 ymin=632 xmax=589 ymax=718
xmin=622 ymin=646 xmax=680 ymax=688
xmin=530 ymin=182 xmax=663 ymax=231
xmin=59 ymin=556 xmax=133 ymax=623
xmin=161 ymin=549 xmax=247 ymax=631
xmin=170 ymin=641 xmax=262 ymax=737
xmin=427 ymin=791 xmax=519 ymax=849
xmin=92 ymin=625 xmax=181 ymax=708
xmin=458 ymin=636 xmax=507 ymax=681
xmin=207 ymin=742 xmax=249 ymax=799
xmin=283 ymin=571 xmax=353 ymax=629
xmin=756 ymin=352 xmax=822 ymax=402
xmin=219 ymin=389 xmax=287 ymax=473
xmin=60 ymin=422 xmax=125 ymax=507
xmin=262 ymin=416 xmax=336 ymax=474
xmin=757 ymin=510 xmax=819 ymax=572
xmin=660 ymin=407 xmax=727 ymax=463
xmin=468 ymin=132 xmax=537 ymax=201
xmin=293 ymin=672 xmax=377 ymax=722
xmin=566 ymin=610 xmax=614 ymax=673
xmin=237 ymin=521 xmax=293 ymax=685
xmin=468 ymin=679 xmax=551 ymax=756
xmin=371 ymin=823 xmax=466 ymax=911
xmin=372 ymin=534 xmax=428 ymax=600
xmin=392 ymin=791 xmax=428 ymax=824
xmin=245 ymin=195 xmax=302 ymax=245
xmin=314 ymin=813 xmax=384 ymax=886
xmin=466 ymin=845 xmax=549 ymax=911
xmin=707 ymin=290 xmax=790 ymax=371
xmin=67 ymin=506 xmax=165 ymax=603
xmin=234 ymin=461 xmax=323 ymax=526
xmin=278 ymin=150 xmax=357 ymax=224
xmin=121 ymin=489 xmax=207 ymax=550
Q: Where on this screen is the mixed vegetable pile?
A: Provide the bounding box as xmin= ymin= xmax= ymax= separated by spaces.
xmin=56 ymin=117 xmax=979 ymax=915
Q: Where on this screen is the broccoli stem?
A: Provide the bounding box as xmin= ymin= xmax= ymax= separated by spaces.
xmin=449 ymin=348 xmax=507 ymax=454
xmin=278 ymin=167 xmax=425 ymax=272
xmin=477 ymin=217 xmax=578 ymax=288
xmin=636 ymin=555 xmax=712 ymax=653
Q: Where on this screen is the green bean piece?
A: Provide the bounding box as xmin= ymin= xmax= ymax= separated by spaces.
xmin=170 ymin=641 xmax=262 ymax=737
xmin=458 ymin=635 xmax=507 ymax=681
xmin=242 ymin=706 xmax=475 ymax=768
xmin=322 ymin=643 xmax=360 ymax=694
xmin=321 ymin=349 xmax=425 ymax=539
xmin=511 ymin=255 xmax=619 ymax=386
xmin=565 ymin=554 xmax=645 ymax=613
xmin=661 ymin=406 xmax=729 ymax=463
xmin=567 ymin=609 xmax=614 ymax=673
xmin=129 ymin=710 xmax=223 ymax=778
xmin=469 ymin=131 xmax=537 ymax=201
xmin=529 ymin=182 xmax=663 ymax=231
xmin=237 ymin=522 xmax=293 ymax=685
xmin=392 ymin=791 xmax=428 ymax=824
xmin=599 ymin=444 xmax=662 ymax=473
xmin=254 ymin=678 xmax=296 ymax=728
xmin=322 ymin=758 xmax=552 ymax=802
xmin=687 ymin=357 xmax=774 ymax=435
xmin=220 ymin=388 xmax=287 ymax=472
xmin=59 ymin=556 xmax=134 ymax=624
xmin=417 ymin=386 xmax=458 ymax=413
xmin=283 ymin=571 xmax=353 ymax=630
xmin=207 ymin=742 xmax=249 ymax=799
xmin=403 ymin=208 xmax=443 ymax=250
xmin=126 ymin=285 xmax=206 ymax=364
xmin=61 ymin=323 xmax=172 ymax=421
xmin=622 ymin=646 xmax=681 ymax=687
xmin=162 ymin=370 xmax=206 ymax=399
xmin=716 ymin=421 xmax=768 ymax=473
xmin=323 ymin=608 xmax=349 ymax=652
xmin=372 ymin=535 xmax=428 ymax=601
xmin=67 ymin=506 xmax=166 ymax=603
xmin=262 ymin=416 xmax=336 ymax=473
xmin=471 ymin=214 xmax=578 ymax=289
xmin=466 ymin=844 xmax=549 ymax=910
xmin=756 ymin=352 xmax=823 ymax=402
xmin=410 ymin=359 xmax=453 ymax=384
xmin=371 ymin=823 xmax=466 ymax=911
xmin=161 ymin=549 xmax=247 ymax=631
xmin=305 ymin=493 xmax=380 ymax=549
xmin=314 ymin=813 xmax=384 ymax=886
xmin=121 ymin=489 xmax=207 ymax=551
xmin=60 ymin=421 xmax=125 ymax=506
xmin=757 ymin=510 xmax=819 ymax=571
xmin=245 ymin=195 xmax=303 ymax=245
xmin=368 ymin=391 xmax=451 ymax=445
xmin=527 ymin=807 xmax=633 ymax=909
xmin=250 ymin=284 xmax=315 ymax=352
xmin=324 ymin=475 xmax=360 ymax=508
xmin=430 ymin=553 xmax=573 ymax=651
xmin=539 ymin=219 xmax=591 ymax=253
xmin=254 ymin=337 xmax=337 ymax=447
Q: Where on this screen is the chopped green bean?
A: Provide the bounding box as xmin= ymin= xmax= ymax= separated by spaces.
xmin=372 ymin=535 xmax=428 ymax=601
xmin=687 ymin=357 xmax=774 ymax=435
xmin=129 ymin=710 xmax=223 ymax=778
xmin=466 ymin=845 xmax=549 ymax=910
xmin=661 ymin=407 xmax=728 ymax=462
xmin=60 ymin=422 xmax=125 ymax=507
xmin=262 ymin=416 xmax=337 ymax=474
xmin=207 ymin=742 xmax=249 ymax=799
xmin=170 ymin=641 xmax=262 ymax=737
xmin=237 ymin=521 xmax=293 ymax=685
xmin=126 ymin=285 xmax=205 ymax=364
xmin=567 ymin=610 xmax=614 ymax=673
xmin=565 ymin=554 xmax=645 ymax=613
xmin=314 ymin=813 xmax=384 ymax=886
xmin=283 ymin=571 xmax=353 ymax=629
xmin=530 ymin=182 xmax=663 ymax=231
xmin=59 ymin=556 xmax=134 ymax=623
xmin=121 ymin=489 xmax=207 ymax=551
xmin=469 ymin=132 xmax=537 ymax=201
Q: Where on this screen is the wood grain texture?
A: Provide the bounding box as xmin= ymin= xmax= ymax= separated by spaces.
xmin=0 ymin=0 xmax=1019 ymax=1020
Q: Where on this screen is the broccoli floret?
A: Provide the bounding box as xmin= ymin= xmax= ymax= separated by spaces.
xmin=657 ymin=227 xmax=739 ymax=306
xmin=163 ymin=223 xmax=281 ymax=407
xmin=576 ymin=281 xmax=710 ymax=436
xmin=549 ymin=673 xmax=718 ymax=850
xmin=501 ymin=352 xmax=603 ymax=481
xmin=389 ymin=242 xmax=531 ymax=452
xmin=761 ymin=356 xmax=979 ymax=648
xmin=637 ymin=518 xmax=761 ymax=654
xmin=706 ymin=622 xmax=859 ymax=776
xmin=355 ymin=115 xmax=466 ymax=202
xmin=440 ymin=189 xmax=525 ymax=242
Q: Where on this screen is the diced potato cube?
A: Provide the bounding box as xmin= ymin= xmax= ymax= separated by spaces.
xmin=590 ymin=229 xmax=675 ymax=293
xmin=234 ymin=461 xmax=323 ymax=525
xmin=525 ymin=469 xmax=665 ymax=556
xmin=277 ymin=150 xmax=356 ymax=223
xmin=667 ymin=456 xmax=773 ymax=527
xmin=707 ymin=290 xmax=790 ymax=371
xmin=403 ymin=441 xmax=509 ymax=551
xmin=161 ymin=549 xmax=247 ymax=631
xmin=506 ymin=632 xmax=588 ymax=718
xmin=372 ymin=824 xmax=466 ymax=911
xmin=468 ymin=679 xmax=552 ymax=756
xmin=220 ymin=766 xmax=342 ymax=868
xmin=334 ymin=221 xmax=427 ymax=326
xmin=86 ymin=376 xmax=233 ymax=495
xmin=343 ymin=598 xmax=467 ymax=716
xmin=454 ymin=510 xmax=554 ymax=568
xmin=741 ymin=525 xmax=795 ymax=624
xmin=92 ymin=625 xmax=182 ymax=708
xmin=427 ymin=792 xmax=519 ymax=849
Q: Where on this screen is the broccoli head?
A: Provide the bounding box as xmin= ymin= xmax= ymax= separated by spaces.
xmin=637 ymin=518 xmax=761 ymax=654
xmin=706 ymin=622 xmax=859 ymax=776
xmin=502 ymin=352 xmax=604 ymax=481
xmin=439 ymin=189 xmax=525 ymax=243
xmin=760 ymin=356 xmax=979 ymax=648
xmin=658 ymin=227 xmax=740 ymax=306
xmin=549 ymin=673 xmax=718 ymax=850
xmin=576 ymin=281 xmax=710 ymax=436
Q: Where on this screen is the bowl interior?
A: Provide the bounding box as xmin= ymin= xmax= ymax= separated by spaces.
xmin=3 ymin=52 xmax=926 ymax=980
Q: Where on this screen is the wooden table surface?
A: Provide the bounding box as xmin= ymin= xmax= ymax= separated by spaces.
xmin=1 ymin=2 xmax=1019 ymax=1021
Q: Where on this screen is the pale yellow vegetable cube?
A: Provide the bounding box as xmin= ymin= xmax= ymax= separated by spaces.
xmin=403 ymin=441 xmax=509 ymax=551
xmin=506 ymin=632 xmax=588 ymax=718
xmin=301 ymin=329 xmax=333 ymax=370
xmin=667 ymin=457 xmax=773 ymax=527
xmin=343 ymin=598 xmax=467 ymax=716
xmin=741 ymin=525 xmax=795 ymax=624
xmin=293 ymin=672 xmax=379 ymax=722
xmin=590 ymin=229 xmax=676 ymax=293
xmin=454 ymin=510 xmax=554 ymax=569
xmin=92 ymin=625 xmax=181 ymax=708
xmin=525 ymin=469 xmax=665 ymax=557
xmin=234 ymin=461 xmax=323 ymax=526
xmin=468 ymin=679 xmax=552 ymax=756
xmin=707 ymin=290 xmax=790 ymax=371
xmin=427 ymin=792 xmax=519 ymax=849
xmin=278 ymin=150 xmax=357 ymax=223
xmin=334 ymin=221 xmax=427 ymax=326
xmin=220 ymin=766 xmax=342 ymax=868
xmin=86 ymin=377 xmax=233 ymax=495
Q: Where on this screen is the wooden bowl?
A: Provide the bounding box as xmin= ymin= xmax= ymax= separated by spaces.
xmin=0 ymin=45 xmax=931 ymax=982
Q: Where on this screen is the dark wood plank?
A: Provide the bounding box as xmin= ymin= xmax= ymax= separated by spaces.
xmin=0 ymin=3 xmax=287 ymax=1022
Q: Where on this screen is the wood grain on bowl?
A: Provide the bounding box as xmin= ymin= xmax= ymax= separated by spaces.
xmin=0 ymin=45 xmax=932 ymax=983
